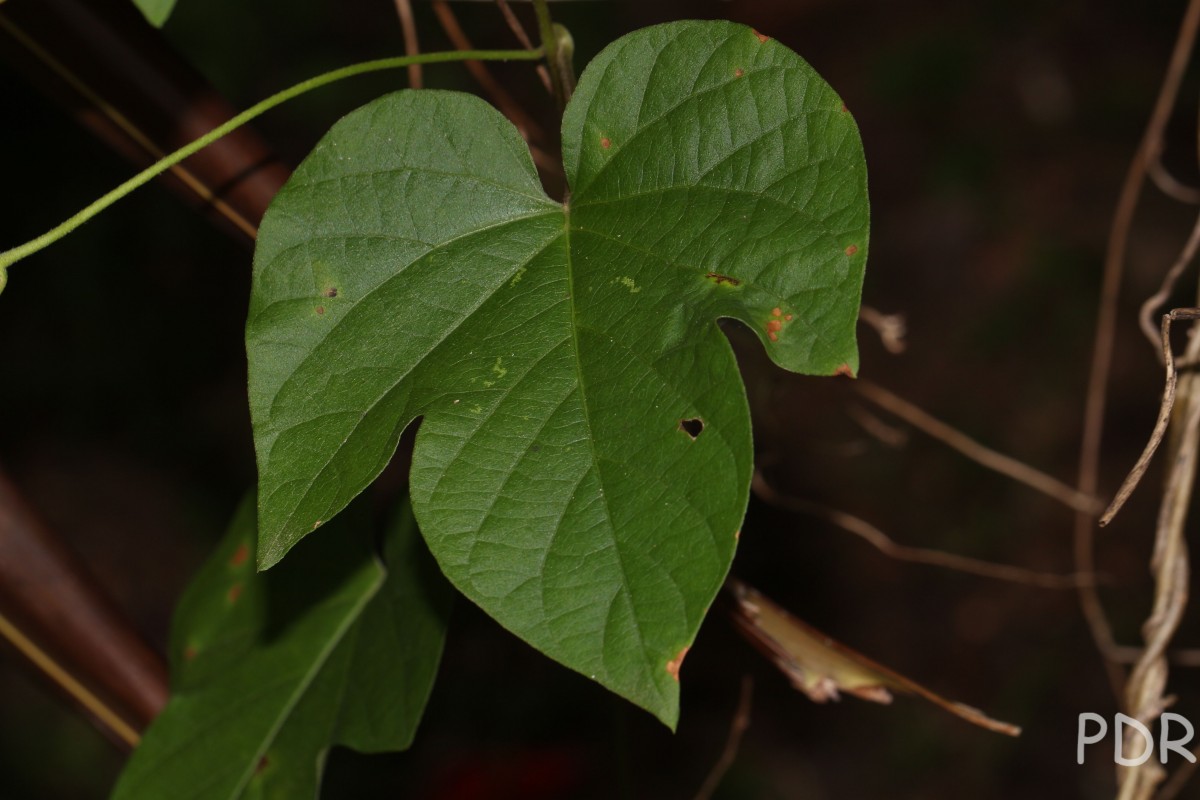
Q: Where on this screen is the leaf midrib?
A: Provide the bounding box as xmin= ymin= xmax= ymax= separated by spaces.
xmin=561 ymin=203 xmax=662 ymax=704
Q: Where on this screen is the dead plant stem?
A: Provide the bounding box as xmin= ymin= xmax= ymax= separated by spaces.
xmin=1073 ymin=0 xmax=1200 ymax=702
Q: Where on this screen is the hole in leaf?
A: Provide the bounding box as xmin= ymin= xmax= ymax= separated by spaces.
xmin=679 ymin=418 xmax=704 ymax=439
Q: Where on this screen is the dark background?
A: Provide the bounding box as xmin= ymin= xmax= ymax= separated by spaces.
xmin=2 ymin=0 xmax=1199 ymax=797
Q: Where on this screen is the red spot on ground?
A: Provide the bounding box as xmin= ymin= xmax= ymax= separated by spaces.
xmin=771 ymin=307 xmax=782 ymax=317
xmin=315 ymin=306 xmax=325 ymax=315
xmin=752 ymin=29 xmax=770 ymax=43
xmin=600 ymin=137 xmax=611 ymax=149
xmin=735 ymin=67 xmax=745 ymax=77
xmin=227 ymin=583 xmax=243 ymax=603
xmin=667 ymin=647 xmax=690 ymax=680
xmin=834 ymin=363 xmax=856 ymax=378
xmin=229 ymin=543 xmax=249 ymax=568
xmin=844 ymin=244 xmax=859 ymax=256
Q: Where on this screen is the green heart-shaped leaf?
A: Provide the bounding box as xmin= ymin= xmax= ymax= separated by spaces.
xmin=247 ymin=20 xmax=868 ymax=726
xmin=111 ymin=498 xmax=451 ymax=799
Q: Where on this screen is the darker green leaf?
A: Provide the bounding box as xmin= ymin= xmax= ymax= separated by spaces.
xmin=247 ymin=20 xmax=868 ymax=726
xmin=111 ymin=497 xmax=451 ymax=799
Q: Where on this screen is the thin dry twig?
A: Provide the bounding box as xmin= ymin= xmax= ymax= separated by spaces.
xmin=692 ymin=675 xmax=753 ymax=800
xmin=0 ymin=611 xmax=140 ymax=747
xmin=846 ymin=404 xmax=909 ymax=448
xmin=1102 ymin=309 xmax=1200 ymax=526
xmin=495 ymin=0 xmax=553 ymax=93
xmin=393 ymin=0 xmax=423 ymax=89
xmin=430 ymin=0 xmax=546 ymax=145
xmin=1138 ymin=216 xmax=1200 ymax=354
xmin=1073 ymin=0 xmax=1200 ymax=701
xmin=856 ymin=380 xmax=1104 ymax=515
xmin=1117 ymin=360 xmax=1200 ymax=799
xmin=751 ymin=472 xmax=1091 ymax=589
xmin=1150 ymin=156 xmax=1200 ymax=204
xmin=858 ymin=305 xmax=907 ymax=354
xmin=1111 ymin=645 xmax=1200 ymax=667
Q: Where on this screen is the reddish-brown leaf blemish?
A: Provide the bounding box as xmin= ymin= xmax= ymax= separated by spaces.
xmin=312 ymin=520 xmax=322 ymax=530
xmin=734 ymin=529 xmax=741 ymax=540
xmin=767 ymin=320 xmax=783 ymax=335
xmin=705 ymin=272 xmax=741 ymax=286
xmin=752 ymin=29 xmax=770 ymax=43
xmin=844 ymin=244 xmax=859 ymax=256
xmin=834 ymin=363 xmax=856 ymax=378
xmin=600 ymin=137 xmax=611 ymax=149
xmin=785 ymin=314 xmax=793 ymax=321
xmin=229 ymin=543 xmax=249 ymax=568
xmin=227 ymin=583 xmax=243 ymax=603
xmin=666 ymin=647 xmax=690 ymax=680
xmin=323 ymin=287 xmax=338 ymax=298
xmin=841 ymin=102 xmax=849 ymax=114
xmin=771 ymin=307 xmax=782 ymax=317
xmin=183 ymin=645 xmax=198 ymax=661
xmin=255 ymin=756 xmax=270 ymax=775
xmin=315 ymin=306 xmax=325 ymax=315
xmin=735 ymin=67 xmax=745 ymax=77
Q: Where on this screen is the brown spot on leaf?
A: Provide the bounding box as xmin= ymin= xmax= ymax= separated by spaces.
xmin=705 ymin=272 xmax=741 ymax=287
xmin=679 ymin=418 xmax=704 ymax=439
xmin=666 ymin=647 xmax=690 ymax=680
xmin=312 ymin=520 xmax=322 ymax=530
xmin=600 ymin=137 xmax=611 ymax=149
xmin=183 ymin=645 xmax=198 ymax=661
xmin=315 ymin=306 xmax=325 ymax=315
xmin=785 ymin=314 xmax=793 ymax=321
xmin=752 ymin=29 xmax=770 ymax=43
xmin=768 ymin=332 xmax=779 ymax=342
xmin=255 ymin=756 xmax=270 ymax=775
xmin=323 ymin=287 xmax=338 ymax=298
xmin=766 ymin=320 xmax=783 ymax=334
xmin=735 ymin=67 xmax=745 ymax=77
xmin=227 ymin=583 xmax=243 ymax=604
xmin=772 ymin=307 xmax=782 ymax=317
xmin=734 ymin=529 xmax=741 ymax=540
xmin=834 ymin=363 xmax=856 ymax=378
xmin=229 ymin=543 xmax=249 ymax=568
xmin=844 ymin=244 xmax=859 ymax=256
xmin=841 ymin=102 xmax=849 ymax=114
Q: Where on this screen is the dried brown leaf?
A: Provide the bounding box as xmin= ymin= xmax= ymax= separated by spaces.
xmin=727 ymin=578 xmax=1021 ymax=736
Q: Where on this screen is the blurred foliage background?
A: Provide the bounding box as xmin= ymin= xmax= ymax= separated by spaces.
xmin=3 ymin=0 xmax=1200 ymax=797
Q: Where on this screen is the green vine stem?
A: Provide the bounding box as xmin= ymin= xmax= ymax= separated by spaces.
xmin=532 ymin=0 xmax=574 ymax=108
xmin=0 ymin=46 xmax=544 ymax=293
